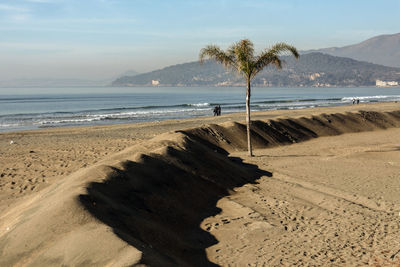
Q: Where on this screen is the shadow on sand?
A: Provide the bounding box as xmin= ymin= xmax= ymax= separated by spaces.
xmin=79 ymin=134 xmax=271 ymax=266
xmin=79 ymin=110 xmax=400 ymax=266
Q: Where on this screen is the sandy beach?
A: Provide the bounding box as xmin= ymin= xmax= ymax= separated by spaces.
xmin=1 ymin=102 xmax=400 ymax=266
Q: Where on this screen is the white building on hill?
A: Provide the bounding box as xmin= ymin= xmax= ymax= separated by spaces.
xmin=376 ymin=80 xmax=399 ymax=87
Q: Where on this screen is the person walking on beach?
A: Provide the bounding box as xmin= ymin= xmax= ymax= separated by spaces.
xmin=357 ymin=98 xmax=360 ymax=104
xmin=213 ymin=106 xmax=218 ymax=116
xmin=213 ymin=105 xmax=222 ymax=116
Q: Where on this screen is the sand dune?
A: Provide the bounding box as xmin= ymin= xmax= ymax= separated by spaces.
xmin=1 ymin=104 xmax=400 ymax=266
xmin=184 ymin=110 xmax=400 ymax=151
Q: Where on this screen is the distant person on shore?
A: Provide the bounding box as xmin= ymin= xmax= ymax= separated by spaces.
xmin=357 ymin=99 xmax=360 ymax=104
xmin=352 ymin=98 xmax=355 ymax=105
xmin=213 ymin=105 xmax=221 ymax=116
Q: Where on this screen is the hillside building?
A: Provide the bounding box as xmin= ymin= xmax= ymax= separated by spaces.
xmin=376 ymin=80 xmax=399 ymax=87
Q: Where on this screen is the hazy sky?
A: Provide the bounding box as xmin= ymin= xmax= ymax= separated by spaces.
xmin=0 ymin=0 xmax=399 ymax=81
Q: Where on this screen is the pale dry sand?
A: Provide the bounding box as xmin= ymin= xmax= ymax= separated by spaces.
xmin=206 ymin=128 xmax=400 ymax=266
xmin=1 ymin=102 xmax=400 ymax=266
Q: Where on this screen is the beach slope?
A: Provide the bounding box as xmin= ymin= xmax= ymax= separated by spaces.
xmin=1 ymin=103 xmax=400 ymax=266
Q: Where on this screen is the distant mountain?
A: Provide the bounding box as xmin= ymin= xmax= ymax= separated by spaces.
xmin=112 ymin=52 xmax=400 ymax=87
xmin=305 ymin=33 xmax=400 ymax=68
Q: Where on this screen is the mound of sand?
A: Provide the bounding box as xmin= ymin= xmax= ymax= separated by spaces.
xmin=184 ymin=110 xmax=400 ymax=152
xmin=1 ymin=108 xmax=400 ymax=266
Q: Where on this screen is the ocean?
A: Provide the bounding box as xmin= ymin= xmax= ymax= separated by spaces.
xmin=1 ymin=86 xmax=400 ymax=132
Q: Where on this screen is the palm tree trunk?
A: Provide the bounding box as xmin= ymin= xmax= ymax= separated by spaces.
xmin=246 ymin=78 xmax=253 ymax=157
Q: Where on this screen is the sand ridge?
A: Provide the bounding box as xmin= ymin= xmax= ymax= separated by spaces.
xmin=1 ymin=102 xmax=400 ymax=266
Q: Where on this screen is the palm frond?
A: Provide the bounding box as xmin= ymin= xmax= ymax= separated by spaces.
xmin=251 ymin=42 xmax=299 ymax=78
xmin=199 ymin=45 xmax=236 ymax=69
xmin=250 ymin=53 xmax=279 ymax=79
xmin=230 ymin=39 xmax=256 ymax=77
xmin=268 ymin=42 xmax=300 ymax=59
xmin=234 ymin=39 xmax=255 ymax=62
xmin=255 ymin=51 xmax=282 ymax=69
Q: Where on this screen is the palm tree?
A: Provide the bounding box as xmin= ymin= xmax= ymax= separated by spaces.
xmin=199 ymin=39 xmax=299 ymax=157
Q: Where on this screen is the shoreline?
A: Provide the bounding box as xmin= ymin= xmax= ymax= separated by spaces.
xmin=1 ymin=101 xmax=399 ymax=136
xmin=2 ymin=86 xmax=400 ymax=134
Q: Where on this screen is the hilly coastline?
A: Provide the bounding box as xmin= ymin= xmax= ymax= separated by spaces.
xmin=112 ymin=52 xmax=400 ymax=87
xmin=306 ymin=33 xmax=400 ymax=68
